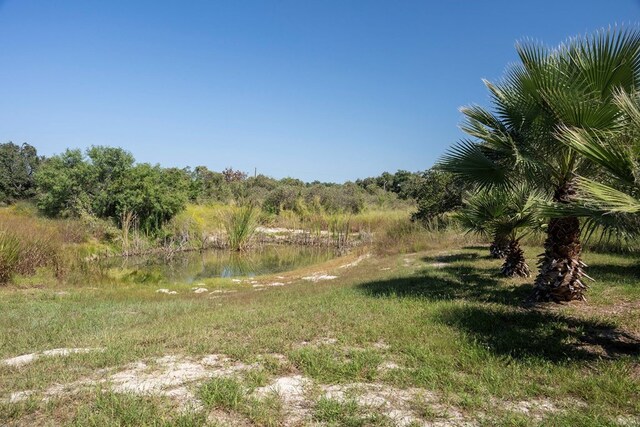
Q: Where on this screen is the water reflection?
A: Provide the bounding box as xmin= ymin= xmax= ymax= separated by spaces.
xmin=101 ymin=245 xmax=336 ymax=284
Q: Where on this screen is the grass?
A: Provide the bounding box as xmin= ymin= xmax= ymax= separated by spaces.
xmin=199 ymin=377 xmax=244 ymax=409
xmin=0 ymin=233 xmax=638 ymax=425
xmin=313 ymin=397 xmax=387 ymax=426
xmin=223 ymin=204 xmax=260 ymax=251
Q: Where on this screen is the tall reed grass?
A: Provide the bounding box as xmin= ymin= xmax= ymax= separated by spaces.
xmin=223 ymin=205 xmax=260 ymax=251
xmin=0 ymin=213 xmax=67 ymax=284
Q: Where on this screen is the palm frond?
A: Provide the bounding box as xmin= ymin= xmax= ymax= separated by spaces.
xmin=438 ymin=140 xmax=509 ymax=190
xmin=575 ymin=176 xmax=640 ymax=213
xmin=558 ymin=126 xmax=636 ymax=185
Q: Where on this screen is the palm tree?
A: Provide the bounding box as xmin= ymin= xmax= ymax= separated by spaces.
xmin=457 ymin=186 xmax=542 ymax=278
xmin=441 ymin=27 xmax=640 ymax=302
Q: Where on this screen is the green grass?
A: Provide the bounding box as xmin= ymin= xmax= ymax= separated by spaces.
xmin=0 ymin=241 xmax=638 ymax=426
xmin=313 ymin=397 xmax=388 ymax=426
xmin=199 ymin=377 xmax=245 ymax=410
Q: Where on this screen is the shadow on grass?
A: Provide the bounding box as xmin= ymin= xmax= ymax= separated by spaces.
xmin=358 ymin=257 xmax=640 ymax=362
xmin=435 ymin=305 xmax=640 ymax=361
xmin=359 ymin=265 xmax=531 ymax=306
xmin=462 ymin=245 xmax=490 ymax=252
xmin=421 ymin=253 xmax=481 ymax=263
xmin=588 ymin=262 xmax=640 ymax=284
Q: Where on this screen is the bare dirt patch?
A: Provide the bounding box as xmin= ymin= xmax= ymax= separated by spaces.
xmin=3 ymin=352 xmax=587 ymax=426
xmin=302 ymin=273 xmax=338 ymax=282
xmin=339 ymin=253 xmax=371 ymax=269
xmin=2 ymin=348 xmax=105 ymax=368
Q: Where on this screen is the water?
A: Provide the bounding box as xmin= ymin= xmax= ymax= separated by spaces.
xmin=101 ymin=245 xmax=336 ymax=284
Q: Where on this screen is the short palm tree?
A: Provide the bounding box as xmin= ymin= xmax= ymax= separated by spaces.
xmin=457 ymin=186 xmax=542 ymax=277
xmin=441 ymin=27 xmax=640 ymax=302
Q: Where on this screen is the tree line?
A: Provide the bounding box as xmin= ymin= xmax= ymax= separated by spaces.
xmin=0 ymin=143 xmax=466 ymax=233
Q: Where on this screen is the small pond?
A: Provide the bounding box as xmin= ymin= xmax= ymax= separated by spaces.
xmin=101 ymin=245 xmax=337 ymax=284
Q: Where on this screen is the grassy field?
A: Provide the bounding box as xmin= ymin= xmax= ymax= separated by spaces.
xmin=1 ymin=237 xmax=638 ymax=426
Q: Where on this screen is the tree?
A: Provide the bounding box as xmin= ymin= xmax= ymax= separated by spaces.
xmin=188 ymin=166 xmax=231 ymax=202
xmin=35 ymin=146 xmax=188 ymax=233
xmin=35 ymin=149 xmax=94 ymax=217
xmin=112 ymin=164 xmax=189 ymax=233
xmin=0 ymin=142 xmax=41 ymax=203
xmin=86 ymin=146 xmax=135 ymax=219
xmin=222 ymin=167 xmax=247 ymax=183
xmin=457 ymin=186 xmax=543 ymax=277
xmin=441 ymin=27 xmax=640 ymax=302
xmin=411 ymin=170 xmax=466 ymax=224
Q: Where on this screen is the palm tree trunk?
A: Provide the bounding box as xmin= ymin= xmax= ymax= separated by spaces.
xmin=501 ymin=240 xmax=530 ymax=277
xmin=532 ymin=181 xmax=588 ymax=302
xmin=490 ymin=233 xmax=509 ymax=259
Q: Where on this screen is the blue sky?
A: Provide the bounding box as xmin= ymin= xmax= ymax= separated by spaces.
xmin=1 ymin=1 xmax=639 ymax=182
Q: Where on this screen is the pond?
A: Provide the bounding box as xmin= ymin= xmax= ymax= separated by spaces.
xmin=101 ymin=245 xmax=337 ymax=284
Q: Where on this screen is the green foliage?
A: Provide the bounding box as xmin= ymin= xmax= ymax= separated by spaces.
xmin=187 ymin=166 xmax=232 ymax=202
xmin=440 ymin=27 xmax=640 ymax=197
xmin=0 ymin=142 xmax=41 ymax=204
xmin=35 ymin=146 xmax=189 ymax=233
xmin=411 ymin=170 xmax=466 ymax=223
xmin=456 ymin=186 xmax=544 ymax=241
xmin=113 ymin=164 xmax=189 ymax=233
xmin=263 ymin=185 xmax=302 ymax=214
xmin=549 ymin=90 xmax=640 ymax=240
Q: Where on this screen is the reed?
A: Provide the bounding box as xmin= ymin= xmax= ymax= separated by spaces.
xmin=223 ymin=205 xmax=260 ymax=251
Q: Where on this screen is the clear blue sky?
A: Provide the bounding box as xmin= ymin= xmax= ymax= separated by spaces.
xmin=1 ymin=1 xmax=639 ymax=182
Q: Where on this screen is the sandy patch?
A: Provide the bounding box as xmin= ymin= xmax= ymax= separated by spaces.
xmin=321 ymin=382 xmax=444 ymax=426
xmin=339 ymin=254 xmax=371 ymax=269
xmin=377 ymin=361 xmax=400 ymax=373
xmin=192 ymin=287 xmax=208 ymax=294
xmin=3 ymin=352 xmax=585 ymax=425
xmin=156 ymin=289 xmax=178 ymax=295
xmin=2 ymin=347 xmax=105 ymax=367
xmin=254 ymin=375 xmax=310 ymax=425
xmin=302 ymin=273 xmax=338 ymax=282
xmin=429 ymin=262 xmax=449 ymax=268
xmin=6 ymin=353 xmax=257 ymax=408
xmin=298 ymin=337 xmax=338 ymax=347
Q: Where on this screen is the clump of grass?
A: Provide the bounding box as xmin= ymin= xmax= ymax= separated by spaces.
xmin=313 ymin=397 xmax=385 ymax=426
xmin=223 ymin=205 xmax=260 ymax=251
xmin=290 ymin=347 xmax=382 ymax=383
xmin=199 ymin=377 xmax=245 ymax=410
xmin=373 ymin=217 xmax=475 ymax=255
xmin=198 ymin=377 xmax=283 ymax=425
xmin=0 ymin=214 xmax=64 ymax=284
xmin=71 ymin=392 xmax=206 ymax=426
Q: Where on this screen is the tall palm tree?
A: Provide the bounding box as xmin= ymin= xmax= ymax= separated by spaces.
xmin=440 ymin=27 xmax=640 ymax=302
xmin=457 ymin=186 xmax=542 ymax=278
